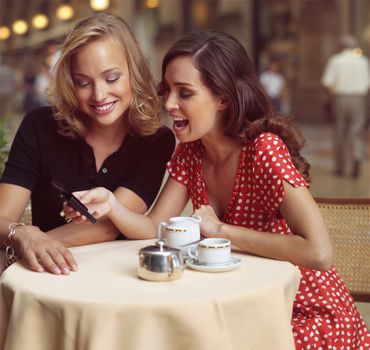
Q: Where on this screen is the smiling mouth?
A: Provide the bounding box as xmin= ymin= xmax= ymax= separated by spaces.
xmin=93 ymin=102 xmax=116 ymax=111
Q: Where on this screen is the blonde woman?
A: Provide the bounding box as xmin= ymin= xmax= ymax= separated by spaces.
xmin=0 ymin=13 xmax=175 ymax=275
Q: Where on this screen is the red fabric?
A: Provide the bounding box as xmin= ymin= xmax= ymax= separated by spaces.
xmin=167 ymin=132 xmax=370 ymax=349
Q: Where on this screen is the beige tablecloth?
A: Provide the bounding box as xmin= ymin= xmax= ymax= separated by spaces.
xmin=0 ymin=240 xmax=301 ymax=350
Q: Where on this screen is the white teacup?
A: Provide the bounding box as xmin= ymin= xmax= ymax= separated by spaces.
xmin=158 ymin=216 xmax=201 ymax=256
xmin=188 ymin=238 xmax=231 ymax=265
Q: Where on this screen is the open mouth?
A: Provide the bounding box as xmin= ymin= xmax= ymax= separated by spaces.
xmin=93 ymin=101 xmax=116 ymax=112
xmin=173 ymin=119 xmax=189 ymax=132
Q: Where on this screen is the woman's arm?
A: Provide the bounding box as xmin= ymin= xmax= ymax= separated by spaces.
xmin=67 ymin=177 xmax=189 ymax=239
xmin=0 ymin=183 xmax=149 ymax=273
xmin=0 ymin=183 xmax=76 ymax=274
xmin=194 ymin=182 xmax=333 ymax=271
xmin=48 ymin=186 xmax=148 ymax=245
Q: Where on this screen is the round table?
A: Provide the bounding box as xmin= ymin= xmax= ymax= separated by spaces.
xmin=0 ymin=239 xmax=301 ymax=350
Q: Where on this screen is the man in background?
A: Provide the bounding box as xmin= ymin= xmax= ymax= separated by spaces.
xmin=321 ymin=34 xmax=369 ymax=178
xmin=260 ymin=58 xmax=286 ymax=114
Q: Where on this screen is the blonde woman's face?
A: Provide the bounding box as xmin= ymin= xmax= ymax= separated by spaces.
xmin=72 ymin=37 xmax=132 ymax=128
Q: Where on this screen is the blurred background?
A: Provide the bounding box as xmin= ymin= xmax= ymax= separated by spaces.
xmin=0 ymin=0 xmax=369 ymax=198
xmin=0 ymin=0 xmax=369 ymax=325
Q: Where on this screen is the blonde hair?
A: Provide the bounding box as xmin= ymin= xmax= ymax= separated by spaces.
xmin=49 ymin=13 xmax=161 ymax=139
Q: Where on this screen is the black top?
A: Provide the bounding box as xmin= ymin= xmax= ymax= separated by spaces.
xmin=1 ymin=107 xmax=175 ymax=232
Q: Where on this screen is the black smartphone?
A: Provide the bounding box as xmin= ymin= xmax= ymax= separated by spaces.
xmin=51 ymin=180 xmax=97 ymax=224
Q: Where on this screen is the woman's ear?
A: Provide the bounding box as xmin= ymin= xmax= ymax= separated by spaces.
xmin=218 ymin=96 xmax=230 ymax=111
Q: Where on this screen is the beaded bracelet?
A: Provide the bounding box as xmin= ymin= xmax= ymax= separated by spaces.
xmin=4 ymin=223 xmax=26 ymax=268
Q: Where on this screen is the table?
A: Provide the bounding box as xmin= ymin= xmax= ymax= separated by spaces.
xmin=0 ymin=240 xmax=301 ymax=350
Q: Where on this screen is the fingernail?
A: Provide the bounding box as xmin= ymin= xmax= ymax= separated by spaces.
xmin=54 ymin=267 xmax=62 ymax=274
xmin=71 ymin=265 xmax=78 ymax=272
xmin=63 ymin=267 xmax=70 ymax=275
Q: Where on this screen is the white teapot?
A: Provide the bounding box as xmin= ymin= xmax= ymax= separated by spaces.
xmin=159 ymin=216 xmax=201 ymax=255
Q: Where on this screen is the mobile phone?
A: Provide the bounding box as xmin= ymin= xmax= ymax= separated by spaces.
xmin=51 ymin=180 xmax=97 ymax=224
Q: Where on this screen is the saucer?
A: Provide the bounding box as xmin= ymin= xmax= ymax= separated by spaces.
xmin=185 ymin=257 xmax=241 ymax=273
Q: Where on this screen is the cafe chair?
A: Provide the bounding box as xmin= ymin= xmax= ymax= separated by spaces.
xmin=315 ymin=197 xmax=370 ymax=302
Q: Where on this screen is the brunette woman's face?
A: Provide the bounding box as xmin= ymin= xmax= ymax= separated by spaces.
xmin=163 ymin=55 xmax=227 ymax=142
xmin=72 ymin=37 xmax=132 ymax=128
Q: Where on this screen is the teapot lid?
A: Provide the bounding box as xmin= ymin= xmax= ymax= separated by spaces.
xmin=139 ymin=239 xmax=180 ymax=256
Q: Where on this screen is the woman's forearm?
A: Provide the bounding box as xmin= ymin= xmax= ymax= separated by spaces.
xmin=0 ymin=216 xmax=31 ymax=248
xmin=219 ymin=223 xmax=333 ymax=271
xmin=107 ymin=196 xmax=157 ymax=240
xmin=47 ymin=218 xmax=119 ymax=247
xmin=0 ymin=216 xmax=18 ymax=247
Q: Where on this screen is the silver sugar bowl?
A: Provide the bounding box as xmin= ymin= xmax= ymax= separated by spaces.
xmin=138 ymin=240 xmax=184 ymax=281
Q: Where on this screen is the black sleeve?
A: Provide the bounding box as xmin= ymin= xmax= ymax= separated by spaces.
xmin=120 ymin=127 xmax=176 ymax=208
xmin=0 ymin=109 xmax=44 ymax=190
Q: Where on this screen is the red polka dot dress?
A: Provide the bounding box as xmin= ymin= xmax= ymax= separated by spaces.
xmin=167 ymin=132 xmax=370 ymax=349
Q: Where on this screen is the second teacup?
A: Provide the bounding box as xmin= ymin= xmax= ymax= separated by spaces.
xmin=188 ymin=238 xmax=231 ymax=265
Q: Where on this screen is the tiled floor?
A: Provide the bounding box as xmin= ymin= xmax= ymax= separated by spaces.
xmin=299 ymin=122 xmax=369 ymax=199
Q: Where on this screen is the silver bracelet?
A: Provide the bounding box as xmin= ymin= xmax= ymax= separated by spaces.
xmin=4 ymin=223 xmax=26 ymax=268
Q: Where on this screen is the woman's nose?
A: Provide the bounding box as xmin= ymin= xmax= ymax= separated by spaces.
xmin=92 ymin=83 xmax=107 ymax=102
xmin=164 ymin=92 xmax=179 ymax=112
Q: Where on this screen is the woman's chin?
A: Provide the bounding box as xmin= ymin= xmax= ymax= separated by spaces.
xmin=175 ymin=133 xmax=199 ymax=144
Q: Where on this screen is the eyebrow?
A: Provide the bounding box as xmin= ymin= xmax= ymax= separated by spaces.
xmin=173 ymin=82 xmax=194 ymax=87
xmin=73 ymin=68 xmax=121 ymax=77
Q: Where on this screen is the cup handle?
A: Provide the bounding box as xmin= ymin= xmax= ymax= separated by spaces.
xmin=158 ymin=222 xmax=167 ymax=241
xmin=188 ymin=245 xmax=198 ymax=260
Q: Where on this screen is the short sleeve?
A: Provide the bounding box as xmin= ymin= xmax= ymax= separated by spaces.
xmin=166 ymin=143 xmax=190 ymax=186
xmin=253 ymin=133 xmax=309 ymax=211
xmin=0 ymin=110 xmax=41 ymax=190
xmin=120 ymin=127 xmax=176 ymax=208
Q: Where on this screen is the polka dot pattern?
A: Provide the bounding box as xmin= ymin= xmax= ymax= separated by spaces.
xmin=167 ymin=132 xmax=370 ymax=349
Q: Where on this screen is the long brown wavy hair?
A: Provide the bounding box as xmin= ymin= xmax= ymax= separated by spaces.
xmin=159 ymin=31 xmax=310 ymax=181
xmin=49 ymin=13 xmax=161 ymax=139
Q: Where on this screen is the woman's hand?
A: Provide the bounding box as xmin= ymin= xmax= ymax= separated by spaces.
xmin=13 ymin=225 xmax=77 ymax=275
xmin=193 ymin=205 xmax=223 ymax=237
xmin=64 ymin=187 xmax=116 ymax=223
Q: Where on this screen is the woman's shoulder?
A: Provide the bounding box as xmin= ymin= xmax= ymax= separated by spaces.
xmin=251 ymin=132 xmax=285 ymax=153
xmin=131 ymin=126 xmax=175 ymax=147
xmin=248 ymin=132 xmax=290 ymax=167
xmin=124 ymin=126 xmax=176 ymax=159
xmin=22 ymin=106 xmax=57 ymax=129
xmin=20 ymin=106 xmax=82 ymax=151
xmin=152 ymin=126 xmax=175 ymax=142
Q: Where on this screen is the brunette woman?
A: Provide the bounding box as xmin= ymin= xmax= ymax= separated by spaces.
xmin=66 ymin=31 xmax=369 ymax=348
